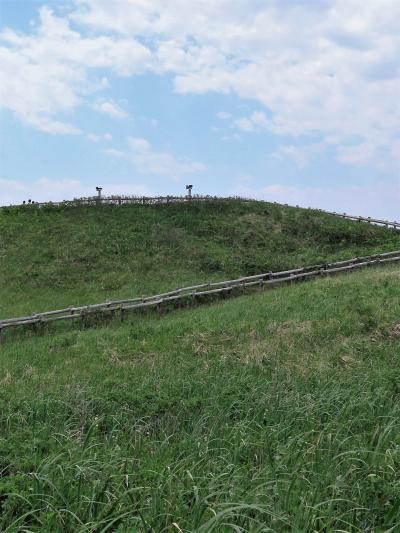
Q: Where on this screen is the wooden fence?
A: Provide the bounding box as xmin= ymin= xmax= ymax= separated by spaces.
xmin=322 ymin=210 xmax=400 ymax=230
xmin=1 ymin=194 xmax=399 ymax=231
xmin=1 ymin=249 xmax=399 ymax=338
xmin=0 ymin=195 xmax=229 ymax=209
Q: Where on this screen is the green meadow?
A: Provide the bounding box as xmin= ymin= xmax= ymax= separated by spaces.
xmin=1 ymin=201 xmax=400 ymax=531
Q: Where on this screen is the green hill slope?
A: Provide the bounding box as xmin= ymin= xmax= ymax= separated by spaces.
xmin=1 ymin=266 xmax=400 ymax=530
xmin=1 ymin=200 xmax=399 ymax=318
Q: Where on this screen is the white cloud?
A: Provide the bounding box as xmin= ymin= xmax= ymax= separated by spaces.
xmin=234 ymin=111 xmax=269 ymax=132
xmin=92 ymin=99 xmax=128 ymax=119
xmin=72 ymin=0 xmax=400 ymax=171
xmin=0 ymin=177 xmax=152 ymax=205
xmin=0 ymin=40 xmax=83 ymax=134
xmin=100 ymin=77 xmax=110 ymax=88
xmin=217 ymin=111 xmax=232 ymax=120
xmin=106 ymin=137 xmax=206 ymax=180
xmin=87 ymin=132 xmax=113 ymax=142
xmin=232 ymin=179 xmax=400 ymax=221
xmin=336 ymin=139 xmax=400 ymax=173
xmin=273 ymin=146 xmax=309 ymax=168
xmin=234 ymin=117 xmax=253 ymax=132
xmin=0 ymin=6 xmax=150 ymax=133
xmin=1 ymin=0 xmax=400 ymax=172
xmin=0 ymin=177 xmax=90 ymax=204
xmin=272 ymin=143 xmax=325 ymax=168
xmin=30 ymin=117 xmax=81 ymax=135
xmin=87 ymin=133 xmax=99 ymax=142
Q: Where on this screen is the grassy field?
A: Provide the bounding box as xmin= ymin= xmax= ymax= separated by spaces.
xmin=1 ymin=200 xmax=399 ymax=319
xmin=1 ymin=200 xmax=400 ymax=531
xmin=1 ymin=264 xmax=400 ymax=531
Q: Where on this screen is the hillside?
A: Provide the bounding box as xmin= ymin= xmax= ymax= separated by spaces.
xmin=1 ymin=199 xmax=399 ymax=319
xmin=1 ymin=265 xmax=400 ymax=530
xmin=1 ymin=200 xmax=400 ymax=530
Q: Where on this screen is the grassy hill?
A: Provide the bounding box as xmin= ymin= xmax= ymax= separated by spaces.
xmin=1 ymin=199 xmax=399 ymax=318
xmin=1 ymin=200 xmax=400 ymax=530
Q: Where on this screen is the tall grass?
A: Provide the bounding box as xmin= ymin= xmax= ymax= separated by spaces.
xmin=1 ymin=266 xmax=400 ymax=530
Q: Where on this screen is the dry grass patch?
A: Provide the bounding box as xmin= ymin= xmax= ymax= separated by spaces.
xmin=1 ymin=369 xmax=13 ymax=385
xmin=239 ymin=323 xmax=339 ymax=373
xmin=389 ymin=323 xmax=400 ymax=338
xmin=105 ymin=346 xmax=157 ymax=368
xmin=181 ymin=331 xmax=235 ymax=357
xmin=266 ymin=320 xmax=314 ymax=335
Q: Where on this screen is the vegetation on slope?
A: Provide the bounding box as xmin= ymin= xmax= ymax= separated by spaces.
xmin=1 ymin=200 xmax=399 ymax=318
xmin=1 ymin=266 xmax=400 ymax=531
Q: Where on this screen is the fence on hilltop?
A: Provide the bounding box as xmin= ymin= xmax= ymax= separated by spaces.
xmin=1 ymin=194 xmax=399 ymax=231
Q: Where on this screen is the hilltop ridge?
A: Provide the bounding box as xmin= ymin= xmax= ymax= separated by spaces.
xmin=1 ymin=199 xmax=399 ymax=319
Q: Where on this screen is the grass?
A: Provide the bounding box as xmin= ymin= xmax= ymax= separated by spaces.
xmin=1 ymin=264 xmax=400 ymax=531
xmin=1 ymin=199 xmax=399 ymax=319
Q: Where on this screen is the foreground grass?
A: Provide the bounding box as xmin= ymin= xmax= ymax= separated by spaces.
xmin=1 ymin=266 xmax=400 ymax=531
xmin=1 ymin=200 xmax=399 ymax=318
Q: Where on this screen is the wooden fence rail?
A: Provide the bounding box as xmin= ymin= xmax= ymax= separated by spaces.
xmin=1 ymin=194 xmax=399 ymax=231
xmin=1 ymin=249 xmax=399 ymax=337
xmin=322 ymin=210 xmax=400 ymax=230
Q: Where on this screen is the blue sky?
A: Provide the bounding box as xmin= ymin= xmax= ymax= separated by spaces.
xmin=1 ymin=0 xmax=399 ymax=218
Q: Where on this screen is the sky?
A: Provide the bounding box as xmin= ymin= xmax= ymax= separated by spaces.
xmin=0 ymin=0 xmax=399 ymax=218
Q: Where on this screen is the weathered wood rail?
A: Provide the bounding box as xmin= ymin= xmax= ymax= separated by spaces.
xmin=1 ymin=250 xmax=399 ymax=337
xmin=322 ymin=210 xmax=400 ymax=230
xmin=1 ymin=195 xmax=399 ymax=231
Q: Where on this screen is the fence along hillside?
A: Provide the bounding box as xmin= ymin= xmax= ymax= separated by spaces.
xmin=1 ymin=249 xmax=399 ymax=338
xmin=1 ymin=194 xmax=399 ymax=231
